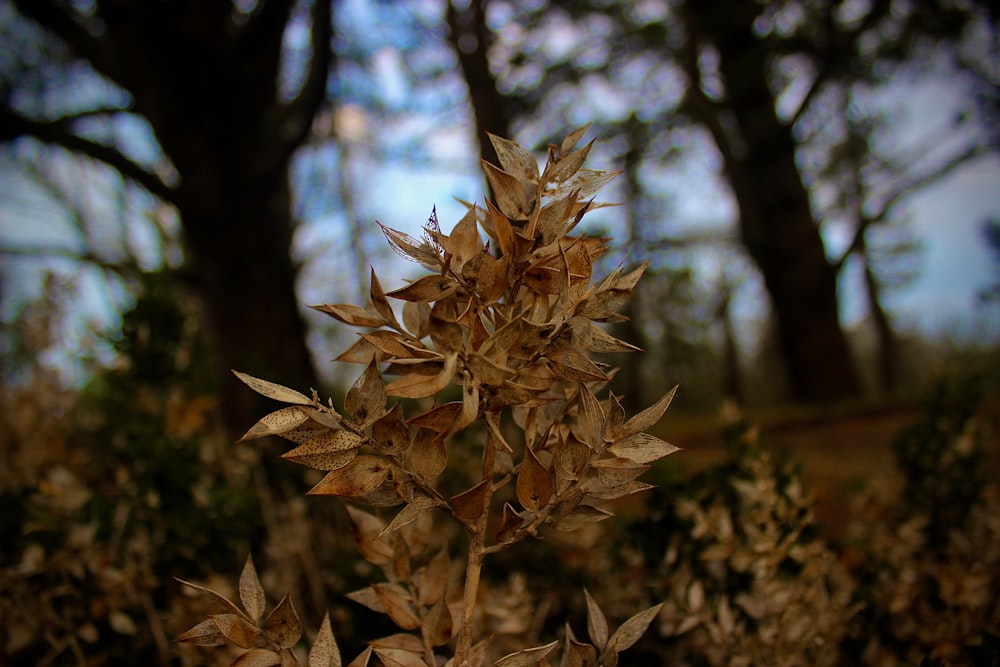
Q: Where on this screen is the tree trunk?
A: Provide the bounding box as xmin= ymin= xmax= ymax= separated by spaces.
xmin=682 ymin=1 xmax=862 ymax=401
xmin=8 ymin=0 xmax=330 ymax=434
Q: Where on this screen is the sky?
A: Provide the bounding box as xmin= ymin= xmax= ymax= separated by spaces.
xmin=2 ymin=1 xmax=999 ymax=387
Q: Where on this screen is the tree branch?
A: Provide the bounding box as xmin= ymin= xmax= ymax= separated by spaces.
xmin=275 ymin=0 xmax=334 ymax=171
xmin=0 ymin=106 xmax=176 ymax=204
xmin=9 ymin=0 xmax=105 ymax=70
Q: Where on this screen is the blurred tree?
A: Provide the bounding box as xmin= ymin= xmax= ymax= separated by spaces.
xmin=451 ymin=0 xmax=998 ymax=402
xmin=0 ymin=0 xmax=332 ymax=433
xmin=981 ymin=219 xmax=1000 ymax=302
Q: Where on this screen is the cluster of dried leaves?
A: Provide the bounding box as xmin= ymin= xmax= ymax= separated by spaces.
xmin=651 ymin=427 xmax=855 ymax=667
xmin=177 ymin=129 xmax=679 ymax=666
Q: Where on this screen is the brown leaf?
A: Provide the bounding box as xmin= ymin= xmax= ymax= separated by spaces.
xmin=378 ymin=496 xmax=439 ymax=539
xmin=560 ymin=125 xmax=591 ymax=158
xmin=496 ymin=501 xmax=525 ymax=544
xmin=516 ymin=447 xmax=552 ymax=513
xmin=465 ymin=352 xmax=515 ymax=387
xmin=377 ymin=221 xmax=440 ymax=269
xmin=345 ymin=506 xmax=393 ymax=566
xmin=237 ymin=406 xmax=311 ymax=443
xmin=582 ymin=479 xmax=654 ymax=501
xmin=230 ymin=649 xmax=282 ymax=667
xmin=233 ymin=371 xmax=312 ymax=406
xmin=551 ymin=504 xmax=613 ymax=532
xmin=608 ymin=433 xmax=680 ymax=465
xmin=620 ymin=385 xmax=677 ymax=437
xmin=602 ymin=394 xmax=625 ymax=443
xmin=575 ymin=289 xmax=631 ymax=322
xmin=487 ymin=132 xmax=539 ymax=181
xmin=307 ymin=455 xmax=390 ymax=497
xmin=583 ymin=324 xmax=641 ymax=354
xmin=372 ymin=647 xmax=426 ymax=667
xmin=591 ymin=458 xmax=649 ymax=487
xmin=483 ymin=160 xmax=534 ymax=220
xmin=583 ymin=589 xmax=608 ymax=651
xmin=576 ymin=384 xmax=604 ymax=449
xmin=485 ymin=200 xmax=516 ymax=259
xmin=402 ymin=301 xmax=431 ymax=339
xmin=439 ymin=205 xmax=483 ymax=269
xmin=371 ymin=635 xmax=425 ymax=653
xmin=493 ymin=640 xmax=559 ymax=667
xmin=211 ymin=613 xmax=261 ymax=649
xmin=345 ymin=646 xmax=373 ymax=667
xmin=372 ymin=583 xmax=421 ymax=630
xmin=547 ymin=346 xmax=608 ymax=383
xmin=422 ymin=597 xmax=453 ymax=648
xmin=415 ymin=548 xmax=451 ymax=607
xmin=408 ymin=402 xmax=462 ymax=434
xmin=460 ymin=375 xmax=480 ymax=428
xmin=345 ymin=359 xmax=387 ymax=426
xmin=358 ymin=331 xmax=413 ymax=360
xmin=239 ymin=555 xmax=266 ymax=622
xmin=308 ymin=612 xmax=341 ymax=667
xmin=335 ymin=337 xmax=380 ymax=364
xmin=311 ymin=303 xmax=384 ymax=328
xmin=548 ymin=169 xmax=620 ymax=199
xmin=409 ymin=430 xmax=447 ymax=482
xmin=263 ymin=593 xmax=301 ymax=649
xmin=282 ymin=431 xmax=364 ymax=471
xmin=554 ymin=438 xmax=591 ymax=482
xmin=385 ymin=353 xmax=458 ymax=399
xmin=449 ymin=480 xmax=490 ymax=526
xmin=174 ymin=578 xmax=247 ymax=619
xmin=175 ymin=619 xmax=226 ymax=647
xmin=535 ymin=195 xmax=576 ymax=247
xmin=386 ymin=274 xmax=458 ymax=303
xmin=372 ymin=404 xmax=411 ymax=454
xmin=345 ymin=586 xmax=384 ymax=613
xmin=606 ymin=603 xmax=664 ymax=655
xmin=546 ymin=137 xmax=594 ymax=185
xmin=369 ymin=268 xmax=401 ymax=329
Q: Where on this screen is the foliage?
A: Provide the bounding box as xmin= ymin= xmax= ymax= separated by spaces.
xmin=0 ymin=272 xmax=262 ymax=665
xmin=177 ymin=130 xmax=679 ymax=666
xmin=844 ymin=376 xmax=1000 ymax=665
xmin=616 ymin=411 xmax=856 ymax=666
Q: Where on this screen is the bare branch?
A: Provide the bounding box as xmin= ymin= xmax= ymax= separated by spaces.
xmin=0 ymin=106 xmax=176 ymax=204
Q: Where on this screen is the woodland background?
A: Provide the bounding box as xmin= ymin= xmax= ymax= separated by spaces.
xmin=1 ymin=1 xmax=999 ymax=665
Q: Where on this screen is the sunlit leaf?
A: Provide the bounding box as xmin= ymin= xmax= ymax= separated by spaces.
xmin=232 ymin=371 xmax=312 ymax=406
xmin=386 ymin=274 xmax=458 ymax=303
xmin=237 ymin=406 xmax=311 ymax=443
xmin=608 ymin=432 xmax=680 ymax=465
xmin=487 ymin=132 xmax=539 ymax=182
xmin=345 ymin=358 xmax=387 ymax=426
xmin=307 ymin=455 xmax=390 ymax=497
xmin=377 ymin=220 xmax=440 ymax=269
xmin=493 ymin=640 xmax=559 ymax=667
xmin=230 ymin=649 xmax=281 ymax=667
xmin=385 ymin=353 xmax=458 ymax=399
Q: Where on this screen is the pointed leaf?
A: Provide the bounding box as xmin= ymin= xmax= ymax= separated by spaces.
xmin=174 ymin=578 xmax=247 ymax=619
xmin=372 ymin=583 xmax=421 ymax=630
xmin=551 ymin=504 xmax=613 ymax=532
xmin=282 ymin=430 xmax=364 ymax=471
xmin=372 ymin=648 xmax=426 ymax=667
xmin=237 ymin=406 xmax=311 ymax=442
xmin=377 ymin=221 xmax=441 ymax=269
xmin=240 ymin=555 xmax=267 ymax=622
xmin=231 ymin=649 xmax=282 ymax=667
xmin=370 ymin=268 xmax=401 ymax=329
xmin=263 ymin=593 xmax=301 ymax=648
xmin=402 ymin=301 xmax=431 ymax=339
xmin=584 ymin=324 xmax=641 ymax=354
xmin=378 ymin=496 xmax=439 ymax=539
xmin=311 ymin=303 xmax=385 ymax=328
xmin=372 ymin=404 xmax=411 ymax=454
xmin=487 ymin=132 xmax=539 ymax=181
xmin=423 ymin=597 xmax=453 ymax=648
xmin=483 ymin=161 xmax=534 ymax=220
xmin=307 ymin=455 xmax=390 ymax=497
xmin=620 ymin=385 xmax=677 ymax=437
xmin=606 ymin=603 xmax=664 ymax=654
xmin=233 ymin=371 xmax=312 ymax=406
xmin=211 ymin=613 xmax=261 ymax=648
xmin=516 ymin=447 xmax=552 ymax=513
xmin=608 ymin=433 xmax=680 ymax=464
xmin=449 ymin=480 xmax=490 ymax=526
xmin=493 ymin=640 xmax=559 ymax=667
xmin=386 ymin=274 xmax=458 ymax=303
xmin=385 ymin=353 xmax=458 ymax=399
xmin=346 ymin=646 xmax=373 ymax=667
xmin=175 ymin=619 xmax=226 ymax=646
xmin=584 ymin=590 xmax=608 ymax=651
xmin=309 ymin=612 xmax=341 ymax=667
xmin=345 ymin=359 xmax=387 ymax=426
xmin=410 ymin=430 xmax=448 ymax=482
xmin=415 ymin=549 xmax=451 ymax=607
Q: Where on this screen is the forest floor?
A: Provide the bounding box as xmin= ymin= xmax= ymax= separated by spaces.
xmin=656 ymin=395 xmax=1000 ymax=540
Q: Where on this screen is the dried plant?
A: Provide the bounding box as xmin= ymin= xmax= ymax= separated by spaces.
xmin=176 ymin=128 xmax=679 ymax=666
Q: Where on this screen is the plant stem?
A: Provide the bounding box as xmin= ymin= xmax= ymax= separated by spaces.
xmin=454 ymin=416 xmax=499 ymax=665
